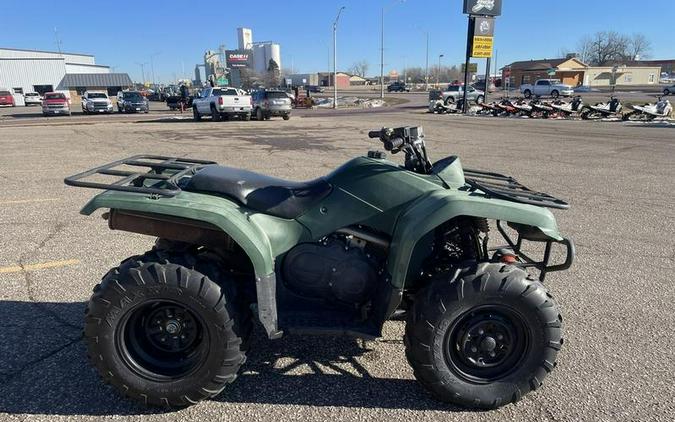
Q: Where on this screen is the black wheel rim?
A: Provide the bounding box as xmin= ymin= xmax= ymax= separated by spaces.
xmin=116 ymin=300 xmax=209 ymax=381
xmin=445 ymin=305 xmax=529 ymax=383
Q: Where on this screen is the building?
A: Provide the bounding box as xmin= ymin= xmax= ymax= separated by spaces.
xmin=252 ymin=42 xmax=281 ymax=74
xmin=318 ymin=72 xmax=350 ymax=88
xmin=0 ymin=47 xmax=131 ymax=101
xmin=502 ymin=57 xmax=587 ymax=87
xmin=503 ymin=57 xmax=661 ymax=88
xmin=348 ymin=74 xmax=368 ymax=85
xmin=286 ymin=73 xmax=319 ymax=87
xmin=237 ymin=28 xmax=253 ymax=50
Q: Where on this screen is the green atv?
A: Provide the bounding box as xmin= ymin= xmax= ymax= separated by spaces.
xmin=65 ymin=126 xmax=574 ymax=409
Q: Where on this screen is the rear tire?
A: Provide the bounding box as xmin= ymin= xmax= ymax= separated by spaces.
xmin=551 ymin=90 xmax=559 ymax=99
xmin=242 ymin=112 xmax=251 ymax=121
xmin=664 ymin=89 xmax=670 ymax=96
xmin=282 ymin=113 xmax=290 ymax=120
xmin=84 ymin=250 xmax=252 ymax=408
xmin=405 ymin=263 xmax=563 ymax=409
xmin=256 ymin=108 xmax=263 ymax=121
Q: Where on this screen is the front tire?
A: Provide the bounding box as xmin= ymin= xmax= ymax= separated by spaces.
xmin=193 ymin=106 xmax=202 ymax=121
xmin=282 ymin=113 xmax=290 ymax=120
xmin=211 ymin=106 xmax=221 ymax=122
xmin=404 ymin=263 xmax=563 ymax=409
xmin=256 ymin=108 xmax=264 ymax=121
xmin=84 ymin=250 xmax=251 ymax=408
xmin=523 ymin=90 xmax=532 ymax=99
xmin=664 ymin=89 xmax=670 ymax=96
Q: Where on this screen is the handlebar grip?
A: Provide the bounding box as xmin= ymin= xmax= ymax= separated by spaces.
xmin=384 ymin=137 xmax=404 ymax=151
xmin=368 ymin=130 xmax=382 ymax=139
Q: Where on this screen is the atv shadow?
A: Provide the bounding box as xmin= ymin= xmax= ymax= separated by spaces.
xmin=0 ymin=300 xmax=459 ymax=416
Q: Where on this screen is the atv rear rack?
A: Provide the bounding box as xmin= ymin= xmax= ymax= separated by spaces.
xmin=463 ymin=168 xmax=569 ymax=209
xmin=64 ymin=155 xmax=216 ymax=196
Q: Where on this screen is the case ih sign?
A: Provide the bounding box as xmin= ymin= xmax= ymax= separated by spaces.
xmin=226 ymin=50 xmax=252 ymax=68
xmin=463 ymin=0 xmax=502 ymax=16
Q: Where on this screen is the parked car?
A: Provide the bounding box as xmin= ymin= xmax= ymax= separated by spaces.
xmin=387 ymin=81 xmax=410 ymax=92
xmin=252 ymin=89 xmax=292 ymax=120
xmin=0 ymin=89 xmax=15 ymax=107
xmin=438 ymin=85 xmax=485 ymax=105
xmin=81 ymin=91 xmax=113 ymax=114
xmin=24 ymin=92 xmax=42 ymax=106
xmin=663 ymin=84 xmax=675 ymax=96
xmin=41 ymin=92 xmax=71 ymax=116
xmin=116 ymin=91 xmax=149 ymax=113
xmin=192 ymin=87 xmax=252 ymax=121
xmin=520 ymin=79 xmax=574 ymax=99
xmin=306 ymin=85 xmax=325 ymax=93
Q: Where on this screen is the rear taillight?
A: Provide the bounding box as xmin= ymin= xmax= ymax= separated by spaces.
xmin=218 ymin=97 xmax=223 ymax=105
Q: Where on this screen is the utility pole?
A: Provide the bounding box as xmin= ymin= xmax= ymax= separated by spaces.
xmin=380 ymin=7 xmax=385 ymax=99
xmin=150 ymin=52 xmax=161 ymax=89
xmin=53 ymin=27 xmax=63 ymax=56
xmin=333 ymin=6 xmax=345 ymax=109
xmin=136 ymin=62 xmax=148 ymax=85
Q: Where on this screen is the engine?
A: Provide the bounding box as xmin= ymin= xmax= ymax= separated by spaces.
xmin=281 ymin=236 xmax=382 ymax=306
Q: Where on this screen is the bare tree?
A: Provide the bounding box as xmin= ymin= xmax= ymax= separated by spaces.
xmin=569 ymin=31 xmax=651 ymax=65
xmin=625 ymin=33 xmax=651 ymax=61
xmin=349 ymin=60 xmax=369 ymax=77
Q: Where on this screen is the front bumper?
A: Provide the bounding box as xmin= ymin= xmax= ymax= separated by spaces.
xmin=122 ymin=103 xmax=149 ymax=112
xmin=86 ymin=103 xmax=113 ymax=112
xmin=561 ymin=89 xmax=574 ymax=97
xmin=496 ymin=220 xmax=575 ymax=281
xmin=43 ymin=106 xmax=70 ymax=115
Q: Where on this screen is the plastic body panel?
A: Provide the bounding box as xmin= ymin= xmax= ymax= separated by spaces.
xmin=80 ymin=190 xmax=308 ymax=277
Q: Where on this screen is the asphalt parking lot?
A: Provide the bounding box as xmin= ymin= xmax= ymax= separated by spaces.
xmin=0 ymin=105 xmax=673 ymax=421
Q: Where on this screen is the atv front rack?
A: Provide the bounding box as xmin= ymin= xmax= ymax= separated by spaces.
xmin=64 ymin=155 xmax=216 ymax=196
xmin=464 ymin=168 xmax=569 ymax=209
xmin=495 ymin=220 xmax=575 ymax=282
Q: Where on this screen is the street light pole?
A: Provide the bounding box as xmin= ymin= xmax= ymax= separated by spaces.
xmin=425 ymin=32 xmax=429 ymax=91
xmin=437 ymin=54 xmax=444 ymax=86
xmin=150 ymin=52 xmax=161 ymax=88
xmin=333 ymin=6 xmax=345 ymax=110
xmin=380 ymin=0 xmax=405 ymax=99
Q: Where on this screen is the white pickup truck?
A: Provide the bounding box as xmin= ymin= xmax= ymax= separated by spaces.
xmin=520 ymin=79 xmax=574 ymax=99
xmin=192 ymin=87 xmax=252 ymax=121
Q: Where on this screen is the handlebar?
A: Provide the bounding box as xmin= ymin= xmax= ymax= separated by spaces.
xmin=368 ymin=130 xmax=382 ymax=139
xmin=384 ymin=138 xmax=404 ymax=151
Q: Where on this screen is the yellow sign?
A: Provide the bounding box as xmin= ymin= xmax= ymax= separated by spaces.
xmin=472 ymin=36 xmax=493 ymax=58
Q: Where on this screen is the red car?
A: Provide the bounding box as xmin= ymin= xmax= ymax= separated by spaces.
xmin=0 ymin=89 xmax=15 ymax=106
xmin=42 ymin=92 xmax=71 ymax=116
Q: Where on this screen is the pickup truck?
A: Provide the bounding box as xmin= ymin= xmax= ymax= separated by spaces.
xmin=520 ymin=79 xmax=574 ymax=99
xmin=81 ymin=91 xmax=113 ymax=114
xmin=436 ymin=85 xmax=484 ymax=105
xmin=192 ymin=87 xmax=252 ymax=121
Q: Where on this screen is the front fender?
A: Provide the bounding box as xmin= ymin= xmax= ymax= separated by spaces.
xmin=80 ymin=190 xmax=307 ymax=277
xmin=387 ymin=189 xmax=562 ymax=288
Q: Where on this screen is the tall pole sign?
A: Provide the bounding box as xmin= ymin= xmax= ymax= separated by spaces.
xmin=462 ymin=0 xmax=502 ymax=113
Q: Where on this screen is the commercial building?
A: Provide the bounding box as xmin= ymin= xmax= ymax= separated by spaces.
xmin=286 ymin=73 xmax=319 ymax=87
xmin=502 ymin=57 xmax=661 ymax=88
xmin=0 ymin=47 xmax=131 ymax=102
xmin=252 ymin=42 xmax=281 ymax=74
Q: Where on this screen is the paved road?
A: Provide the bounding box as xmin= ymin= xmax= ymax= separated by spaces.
xmin=0 ymin=109 xmax=673 ymax=421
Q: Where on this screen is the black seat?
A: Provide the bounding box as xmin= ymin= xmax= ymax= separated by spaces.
xmin=184 ymin=165 xmax=332 ymax=219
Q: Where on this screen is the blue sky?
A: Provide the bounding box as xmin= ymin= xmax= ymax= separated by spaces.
xmin=1 ymin=0 xmax=673 ymax=83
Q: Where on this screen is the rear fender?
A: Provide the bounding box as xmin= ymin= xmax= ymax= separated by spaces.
xmin=81 ymin=190 xmax=308 ymax=339
xmin=387 ymin=190 xmax=562 ymax=289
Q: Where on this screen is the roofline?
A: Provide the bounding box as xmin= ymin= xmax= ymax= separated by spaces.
xmin=0 ymin=47 xmax=94 ymax=57
xmin=0 ymin=57 xmax=64 ymax=61
xmin=65 ymin=62 xmax=110 ymax=68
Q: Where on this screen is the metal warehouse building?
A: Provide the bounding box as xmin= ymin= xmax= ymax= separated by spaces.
xmin=0 ymin=47 xmax=132 ymax=103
